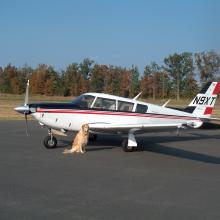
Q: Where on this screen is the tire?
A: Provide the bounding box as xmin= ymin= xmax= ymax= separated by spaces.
xmin=89 ymin=133 xmax=98 ymax=142
xmin=121 ymin=139 xmax=133 ymax=152
xmin=133 ymin=145 xmax=142 ymax=152
xmin=44 ymin=136 xmax=57 ymax=149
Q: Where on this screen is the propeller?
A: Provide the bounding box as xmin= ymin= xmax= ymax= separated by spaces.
xmin=24 ymin=79 xmax=29 ymax=106
xmin=25 ymin=113 xmax=29 ymax=136
xmin=24 ymin=79 xmax=30 ymax=136
xmin=14 ymin=80 xmax=31 ymax=136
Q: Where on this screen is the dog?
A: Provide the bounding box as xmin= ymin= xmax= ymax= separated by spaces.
xmin=63 ymin=124 xmax=89 ymax=154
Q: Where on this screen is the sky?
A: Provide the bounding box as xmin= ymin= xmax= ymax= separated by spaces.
xmin=0 ymin=0 xmax=220 ymax=72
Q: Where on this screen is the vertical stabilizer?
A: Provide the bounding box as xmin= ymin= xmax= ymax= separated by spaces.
xmin=185 ymin=82 xmax=220 ymax=118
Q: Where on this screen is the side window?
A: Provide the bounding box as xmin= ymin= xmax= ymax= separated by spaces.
xmin=135 ymin=104 xmax=148 ymax=113
xmin=93 ymin=97 xmax=116 ymax=110
xmin=118 ymin=101 xmax=134 ymax=112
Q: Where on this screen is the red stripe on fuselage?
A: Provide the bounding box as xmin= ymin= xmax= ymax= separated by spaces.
xmin=36 ymin=109 xmax=201 ymax=121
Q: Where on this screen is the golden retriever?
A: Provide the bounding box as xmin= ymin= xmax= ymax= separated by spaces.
xmin=63 ymin=124 xmax=89 ymax=154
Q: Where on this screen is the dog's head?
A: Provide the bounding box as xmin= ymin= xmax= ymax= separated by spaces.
xmin=82 ymin=124 xmax=89 ymax=135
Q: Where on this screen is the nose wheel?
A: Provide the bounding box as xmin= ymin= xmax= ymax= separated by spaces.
xmin=43 ymin=129 xmax=57 ymax=149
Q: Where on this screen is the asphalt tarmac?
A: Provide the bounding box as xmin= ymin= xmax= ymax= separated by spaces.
xmin=1 ymin=120 xmax=220 ymax=220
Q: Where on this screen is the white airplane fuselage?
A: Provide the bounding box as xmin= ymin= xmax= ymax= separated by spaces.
xmin=30 ymin=93 xmax=203 ymax=132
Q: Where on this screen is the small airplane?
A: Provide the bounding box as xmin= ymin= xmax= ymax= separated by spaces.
xmin=15 ymin=81 xmax=220 ymax=152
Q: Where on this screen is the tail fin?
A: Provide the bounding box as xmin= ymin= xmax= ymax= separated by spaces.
xmin=184 ymin=82 xmax=220 ymax=118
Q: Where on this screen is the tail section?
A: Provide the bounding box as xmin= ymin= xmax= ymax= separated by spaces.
xmin=185 ymin=82 xmax=220 ymax=118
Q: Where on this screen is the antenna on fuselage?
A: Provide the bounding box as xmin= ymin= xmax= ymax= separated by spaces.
xmin=162 ymin=99 xmax=171 ymax=107
xmin=133 ymin=92 xmax=142 ymax=100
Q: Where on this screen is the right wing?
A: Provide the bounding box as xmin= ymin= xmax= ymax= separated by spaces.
xmin=89 ymin=122 xmax=185 ymax=134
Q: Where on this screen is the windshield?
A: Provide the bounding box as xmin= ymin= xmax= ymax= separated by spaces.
xmin=72 ymin=95 xmax=95 ymax=108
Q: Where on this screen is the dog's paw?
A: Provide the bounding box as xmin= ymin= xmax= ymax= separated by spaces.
xmin=63 ymin=149 xmax=70 ymax=154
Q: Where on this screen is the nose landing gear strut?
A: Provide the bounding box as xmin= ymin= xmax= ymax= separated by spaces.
xmin=44 ymin=128 xmax=57 ymax=149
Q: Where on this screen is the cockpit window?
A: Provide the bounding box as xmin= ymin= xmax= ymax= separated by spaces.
xmin=93 ymin=97 xmax=116 ymax=110
xmin=118 ymin=101 xmax=134 ymax=112
xmin=72 ymin=95 xmax=95 ymax=108
xmin=135 ymin=104 xmax=148 ymax=113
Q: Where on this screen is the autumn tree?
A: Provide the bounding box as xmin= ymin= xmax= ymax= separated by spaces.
xmin=146 ymin=62 xmax=161 ymax=100
xmin=30 ymin=64 xmax=60 ymax=95
xmin=118 ymin=68 xmax=130 ymax=97
xmin=142 ymin=62 xmax=170 ymax=99
xmin=90 ymin=64 xmax=106 ymax=92
xmin=140 ymin=74 xmax=153 ymax=99
xmin=0 ymin=64 xmax=25 ymax=94
xmin=17 ymin=64 xmax=33 ymax=93
xmin=195 ymin=51 xmax=220 ymax=84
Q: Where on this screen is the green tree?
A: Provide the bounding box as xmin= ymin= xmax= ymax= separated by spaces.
xmin=164 ymin=52 xmax=194 ymax=100
xmin=90 ymin=64 xmax=105 ymax=92
xmin=130 ymin=65 xmax=140 ymax=98
xmin=62 ymin=63 xmax=79 ymax=96
xmin=111 ymin=66 xmax=122 ymax=96
xmin=79 ymin=58 xmax=94 ymax=79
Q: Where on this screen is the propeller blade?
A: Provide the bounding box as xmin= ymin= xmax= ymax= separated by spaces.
xmin=25 ymin=113 xmax=29 ymax=136
xmin=24 ymin=80 xmax=30 ymax=106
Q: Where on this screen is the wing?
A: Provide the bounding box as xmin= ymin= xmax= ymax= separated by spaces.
xmin=89 ymin=122 xmax=185 ymax=134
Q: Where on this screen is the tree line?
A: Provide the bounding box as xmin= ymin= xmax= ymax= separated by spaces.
xmin=0 ymin=50 xmax=220 ymax=99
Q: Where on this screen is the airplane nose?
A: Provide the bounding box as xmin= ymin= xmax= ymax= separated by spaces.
xmin=14 ymin=105 xmax=30 ymax=114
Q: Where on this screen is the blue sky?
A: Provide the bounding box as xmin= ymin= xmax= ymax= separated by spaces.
xmin=0 ymin=0 xmax=220 ymax=72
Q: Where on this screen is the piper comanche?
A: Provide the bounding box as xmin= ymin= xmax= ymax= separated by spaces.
xmin=15 ymin=81 xmax=220 ymax=152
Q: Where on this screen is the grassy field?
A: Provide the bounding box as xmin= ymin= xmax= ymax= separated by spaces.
xmin=0 ymin=93 xmax=73 ymax=120
xmin=0 ymin=93 xmax=220 ymax=120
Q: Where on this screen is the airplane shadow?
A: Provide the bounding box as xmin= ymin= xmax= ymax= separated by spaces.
xmin=139 ymin=133 xmax=220 ymax=164
xmin=57 ymin=132 xmax=220 ymax=164
xmin=141 ymin=144 xmax=220 ymax=164
xmin=200 ymin=122 xmax=220 ymax=129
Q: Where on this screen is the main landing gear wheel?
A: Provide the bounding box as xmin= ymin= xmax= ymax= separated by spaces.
xmin=121 ymin=139 xmax=141 ymax=152
xmin=44 ymin=136 xmax=57 ymax=149
xmin=89 ymin=133 xmax=98 ymax=142
xmin=121 ymin=139 xmax=134 ymax=152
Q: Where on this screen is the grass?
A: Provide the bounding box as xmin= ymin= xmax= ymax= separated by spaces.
xmin=0 ymin=93 xmax=72 ymax=120
xmin=0 ymin=93 xmax=220 ymax=120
